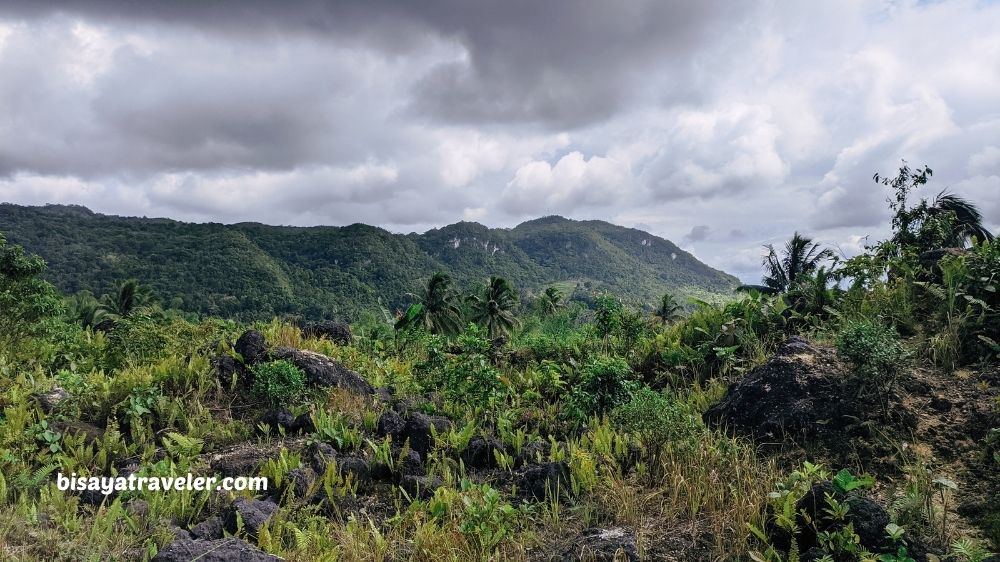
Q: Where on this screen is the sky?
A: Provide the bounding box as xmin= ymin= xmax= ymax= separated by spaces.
xmin=0 ymin=1 xmax=998 ymax=282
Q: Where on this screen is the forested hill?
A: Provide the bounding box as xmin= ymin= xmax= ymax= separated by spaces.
xmin=0 ymin=203 xmax=739 ymax=321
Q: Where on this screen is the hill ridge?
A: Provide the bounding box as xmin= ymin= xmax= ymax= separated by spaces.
xmin=0 ymin=203 xmax=738 ymax=321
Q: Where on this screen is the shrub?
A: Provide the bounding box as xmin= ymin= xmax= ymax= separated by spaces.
xmin=610 ymin=386 xmax=702 ymax=451
xmin=251 ymin=360 xmax=306 ymax=406
xmin=564 ymin=357 xmax=637 ymax=424
xmin=835 ymin=318 xmax=905 ymax=399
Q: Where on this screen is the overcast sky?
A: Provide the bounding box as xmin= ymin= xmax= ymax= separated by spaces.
xmin=1 ymin=1 xmax=998 ymax=282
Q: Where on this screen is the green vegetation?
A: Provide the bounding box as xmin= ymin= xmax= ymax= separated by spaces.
xmin=0 ymin=163 xmax=996 ymax=561
xmin=0 ymin=205 xmax=739 ymax=322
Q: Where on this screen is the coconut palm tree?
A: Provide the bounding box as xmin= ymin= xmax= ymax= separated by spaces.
xmin=761 ymin=233 xmax=835 ymax=294
xmin=929 ymin=191 xmax=995 ymax=246
xmin=536 ymin=287 xmax=564 ymax=316
xmin=66 ymin=291 xmax=105 ymax=329
xmin=653 ymin=293 xmax=684 ymax=325
xmin=468 ymin=276 xmax=519 ymax=338
xmin=395 ymin=272 xmax=463 ymax=335
xmin=98 ymin=279 xmax=154 ymax=320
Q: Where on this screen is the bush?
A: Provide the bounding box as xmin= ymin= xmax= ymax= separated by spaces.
xmin=611 ymin=386 xmax=702 ymax=451
xmin=835 ymin=318 xmax=905 ymax=398
xmin=251 ymin=360 xmax=306 ymax=406
xmin=564 ymin=357 xmax=637 ymax=424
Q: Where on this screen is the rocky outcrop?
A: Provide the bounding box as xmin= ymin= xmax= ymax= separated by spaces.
xmin=152 ymin=538 xmax=279 ymax=562
xmin=703 ymin=337 xmax=857 ymax=440
xmin=268 ymin=347 xmax=373 ymax=395
xmin=223 ymin=498 xmax=278 ymax=538
xmin=234 ymin=330 xmax=269 ymax=366
xmin=518 ymin=462 xmax=569 ymax=501
xmin=302 ymin=321 xmax=353 ymax=345
xmin=562 ymin=527 xmax=639 ymax=562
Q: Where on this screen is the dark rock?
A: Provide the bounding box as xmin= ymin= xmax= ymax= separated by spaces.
xmin=400 ymin=475 xmax=442 ymax=499
xmin=400 ymin=412 xmax=452 ymax=458
xmin=35 ymin=386 xmax=69 ymax=413
xmin=519 ymin=462 xmax=569 ymax=500
xmin=213 ymin=355 xmax=238 ymax=381
xmin=561 ymin=527 xmax=639 ymax=562
xmin=167 ymin=524 xmax=192 ymax=541
xmin=397 ymin=448 xmax=425 ymax=477
xmin=518 ymin=440 xmax=551 ymax=466
xmin=223 ymin=498 xmax=278 ymax=538
xmin=189 ymin=516 xmax=224 ymax=540
xmin=376 ymin=410 xmax=406 ymax=438
xmin=302 ymin=321 xmax=353 ymax=345
xmin=268 ymin=347 xmax=373 ymax=395
xmin=292 ymin=412 xmax=315 ymax=434
xmin=260 ymin=408 xmax=296 ymax=433
xmin=461 ymin=436 xmax=508 ymax=469
xmin=284 ymin=467 xmax=316 ymax=498
xmin=310 ymin=442 xmax=338 ymax=473
xmin=210 ymin=444 xmax=275 ymax=478
xmin=235 ymin=330 xmax=269 ymax=366
xmin=846 ymin=495 xmax=891 ymax=552
xmin=336 ymin=456 xmax=370 ymax=484
xmin=152 ymin=538 xmax=280 ymax=562
xmin=703 ymin=338 xmax=856 ymax=440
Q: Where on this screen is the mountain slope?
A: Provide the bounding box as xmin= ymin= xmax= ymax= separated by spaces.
xmin=0 ymin=204 xmax=738 ymax=321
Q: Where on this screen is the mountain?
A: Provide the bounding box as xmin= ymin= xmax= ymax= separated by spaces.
xmin=0 ymin=204 xmax=739 ymax=321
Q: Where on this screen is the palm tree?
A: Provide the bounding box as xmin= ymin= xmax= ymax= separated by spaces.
xmin=536 ymin=287 xmax=564 ymax=316
xmin=760 ymin=232 xmax=835 ymax=294
xmin=653 ymin=293 xmax=684 ymax=325
xmin=468 ymin=276 xmax=519 ymax=338
xmin=929 ymin=191 xmax=995 ymax=246
xmin=66 ymin=291 xmax=105 ymax=329
xmin=395 ymin=272 xmax=463 ymax=335
xmin=98 ymin=279 xmax=153 ymax=320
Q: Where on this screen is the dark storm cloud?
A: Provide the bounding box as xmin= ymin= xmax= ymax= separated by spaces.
xmin=683 ymin=225 xmax=711 ymax=243
xmin=0 ymin=0 xmax=749 ymax=128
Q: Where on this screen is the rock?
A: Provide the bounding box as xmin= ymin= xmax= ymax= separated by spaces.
xmin=210 ymin=443 xmax=276 ymax=478
xmin=35 ymin=386 xmax=69 ymax=413
xmin=292 ymin=412 xmax=315 ymax=434
xmin=213 ymin=355 xmax=238 ymax=381
xmin=400 ymin=475 xmax=442 ymax=499
xmin=260 ymin=408 xmax=296 ymax=433
xmin=125 ymin=499 xmax=149 ymax=519
xmin=189 ymin=516 xmax=224 ymax=540
xmin=152 ymin=538 xmax=280 ymax=562
xmin=310 ymin=442 xmax=339 ymax=473
xmin=336 ymin=456 xmax=370 ymax=484
xmin=561 ymin=527 xmax=639 ymax=562
xmin=518 ymin=440 xmax=551 ymax=466
xmin=519 ymin=462 xmax=569 ymax=501
xmin=846 ymin=495 xmax=891 ymax=552
xmin=284 ymin=467 xmax=316 ymax=499
xmin=376 ymin=409 xmax=406 ymax=438
xmin=461 ymin=437 xmax=508 ymax=469
xmin=703 ymin=338 xmax=857 ymax=440
xmin=302 ymin=321 xmax=353 ymax=345
xmin=235 ymin=330 xmax=269 ymax=366
xmin=268 ymin=347 xmax=373 ymax=395
xmin=397 ymin=448 xmax=425 ymax=477
xmin=929 ymin=395 xmax=952 ymax=412
xmin=400 ymin=412 xmax=452 ymax=458
xmin=223 ymin=498 xmax=278 ymax=538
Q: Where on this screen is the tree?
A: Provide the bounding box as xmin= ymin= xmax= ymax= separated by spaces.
xmin=760 ymin=232 xmax=835 ymax=294
xmin=536 ymin=286 xmax=564 ymax=316
xmin=395 ymin=272 xmax=463 ymax=335
xmin=929 ymin=191 xmax=995 ymax=246
xmin=66 ymin=291 xmax=105 ymax=329
xmin=468 ymin=276 xmax=519 ymax=338
xmin=98 ymin=279 xmax=154 ymax=320
xmin=0 ymin=234 xmax=63 ymax=350
xmin=653 ymin=293 xmax=684 ymax=325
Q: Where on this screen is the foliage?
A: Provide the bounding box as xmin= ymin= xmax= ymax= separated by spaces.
xmin=467 ymin=276 xmax=519 ymax=339
xmin=250 ymin=360 xmax=306 ymax=406
xmin=836 ymin=319 xmax=906 ymax=400
xmin=564 ymin=357 xmax=638 ymax=424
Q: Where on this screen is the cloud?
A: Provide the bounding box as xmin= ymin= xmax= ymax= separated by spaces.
xmin=0 ymin=0 xmax=998 ymax=277
xmin=683 ymin=225 xmax=711 ymax=243
xmin=500 ymin=151 xmax=635 ymax=216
